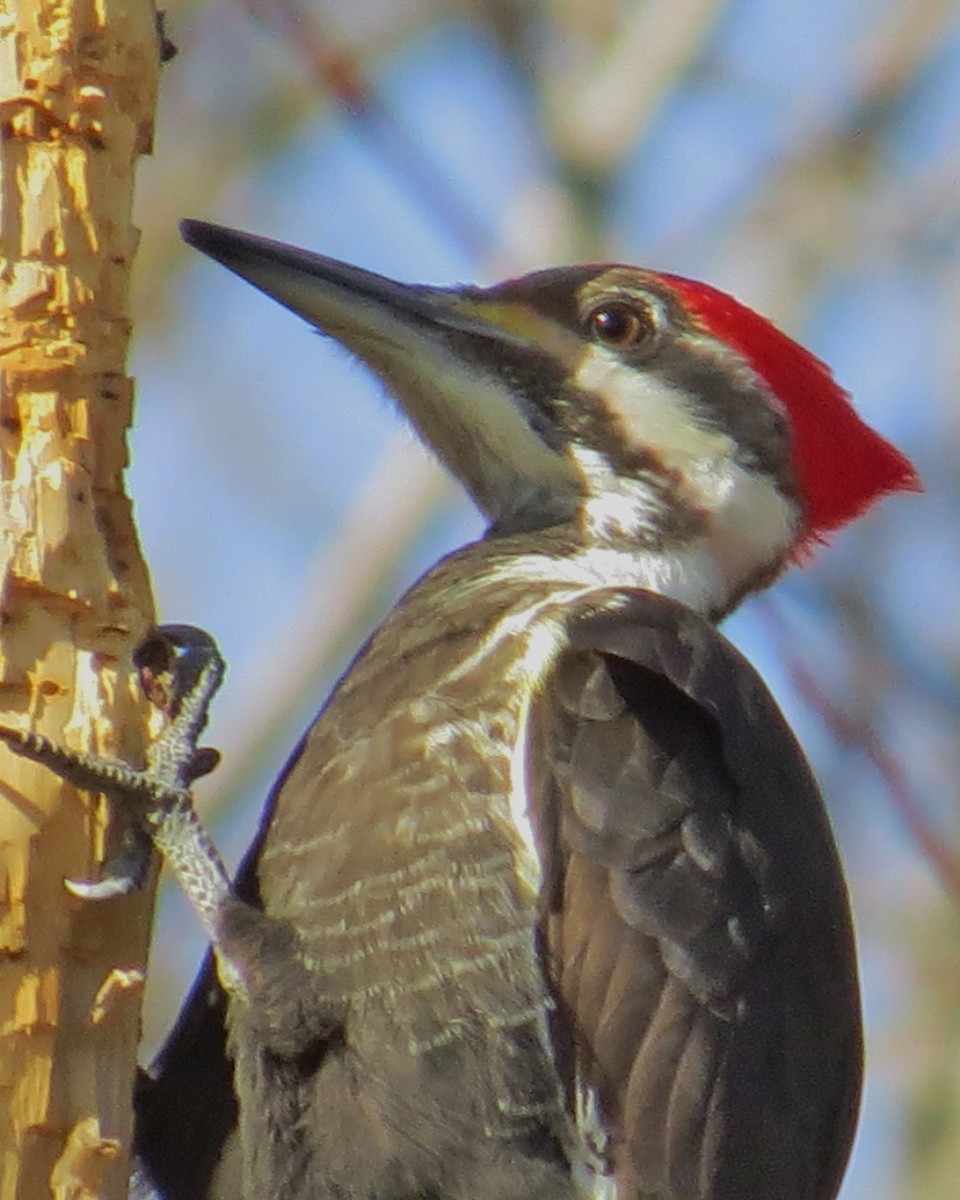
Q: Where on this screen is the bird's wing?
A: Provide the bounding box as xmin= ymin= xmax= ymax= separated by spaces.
xmin=531 ymin=591 xmax=862 ymax=1200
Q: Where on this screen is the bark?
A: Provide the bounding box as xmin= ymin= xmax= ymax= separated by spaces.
xmin=0 ymin=0 xmax=159 ymax=1197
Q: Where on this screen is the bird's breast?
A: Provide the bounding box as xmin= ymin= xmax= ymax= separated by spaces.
xmin=253 ymin=583 xmax=587 ymax=1149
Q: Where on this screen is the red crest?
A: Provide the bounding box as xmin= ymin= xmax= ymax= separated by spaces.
xmin=661 ymin=275 xmax=920 ymax=550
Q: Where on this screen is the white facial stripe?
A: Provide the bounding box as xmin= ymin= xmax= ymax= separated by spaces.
xmin=343 ymin=315 xmax=581 ymax=524
xmin=565 ymin=446 xmax=795 ymax=605
xmin=706 ymin=457 xmax=799 ymax=584
xmin=568 ymin=445 xmax=663 ymax=541
xmin=399 ymin=341 xmax=563 ymax=477
xmin=570 ymin=343 xmax=799 ymax=590
xmin=573 ymin=344 xmax=736 ymax=483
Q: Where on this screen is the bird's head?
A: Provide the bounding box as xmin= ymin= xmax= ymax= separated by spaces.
xmin=182 ymin=221 xmax=918 ymax=610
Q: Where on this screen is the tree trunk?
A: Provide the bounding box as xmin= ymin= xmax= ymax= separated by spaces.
xmin=0 ymin=0 xmax=159 ymax=1196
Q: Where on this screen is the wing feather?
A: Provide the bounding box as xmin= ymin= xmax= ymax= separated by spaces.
xmin=533 ymin=590 xmax=862 ymax=1200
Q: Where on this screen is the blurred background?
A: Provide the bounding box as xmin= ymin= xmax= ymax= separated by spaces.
xmin=127 ymin=1 xmax=958 ymax=1195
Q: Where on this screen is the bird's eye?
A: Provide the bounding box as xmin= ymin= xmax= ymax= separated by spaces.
xmin=587 ymin=301 xmax=654 ymax=348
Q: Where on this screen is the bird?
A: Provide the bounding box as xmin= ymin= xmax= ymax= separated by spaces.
xmin=132 ymin=220 xmax=919 ymax=1200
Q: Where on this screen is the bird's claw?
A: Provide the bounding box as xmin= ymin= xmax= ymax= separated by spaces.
xmin=134 ymin=624 xmax=224 ymax=722
xmin=64 ymin=824 xmax=154 ymax=900
xmin=0 ymin=624 xmax=227 ymax=902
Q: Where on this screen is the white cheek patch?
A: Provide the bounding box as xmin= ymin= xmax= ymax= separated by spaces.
xmin=571 ymin=344 xmax=799 ymax=587
xmin=573 ymin=344 xmax=736 ymax=485
xmin=706 ymin=458 xmax=799 ymax=583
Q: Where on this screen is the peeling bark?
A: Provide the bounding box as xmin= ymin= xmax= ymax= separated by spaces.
xmin=0 ymin=0 xmax=159 ymax=1197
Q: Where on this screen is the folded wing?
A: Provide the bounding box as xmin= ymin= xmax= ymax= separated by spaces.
xmin=533 ymin=592 xmax=862 ymax=1200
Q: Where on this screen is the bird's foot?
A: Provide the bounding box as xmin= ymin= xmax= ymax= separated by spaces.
xmin=0 ymin=625 xmax=242 ymax=993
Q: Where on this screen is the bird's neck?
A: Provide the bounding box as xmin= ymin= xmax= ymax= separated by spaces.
xmin=482 ymin=455 xmax=799 ymax=619
xmin=472 ymin=537 xmax=725 ymax=617
xmin=474 ymin=513 xmax=789 ymax=622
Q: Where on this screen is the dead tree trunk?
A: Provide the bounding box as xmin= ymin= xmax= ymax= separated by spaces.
xmin=0 ymin=0 xmax=160 ymax=1196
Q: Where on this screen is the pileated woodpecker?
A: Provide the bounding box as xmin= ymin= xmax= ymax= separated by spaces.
xmin=131 ymin=223 xmax=918 ymax=1200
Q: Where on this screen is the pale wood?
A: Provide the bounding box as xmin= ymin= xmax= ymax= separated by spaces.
xmin=0 ymin=0 xmax=159 ymax=1196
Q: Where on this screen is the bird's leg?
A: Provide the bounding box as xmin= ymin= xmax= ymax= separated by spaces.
xmin=0 ymin=625 xmax=243 ymax=996
xmin=0 ymin=627 xmax=340 ymax=1056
